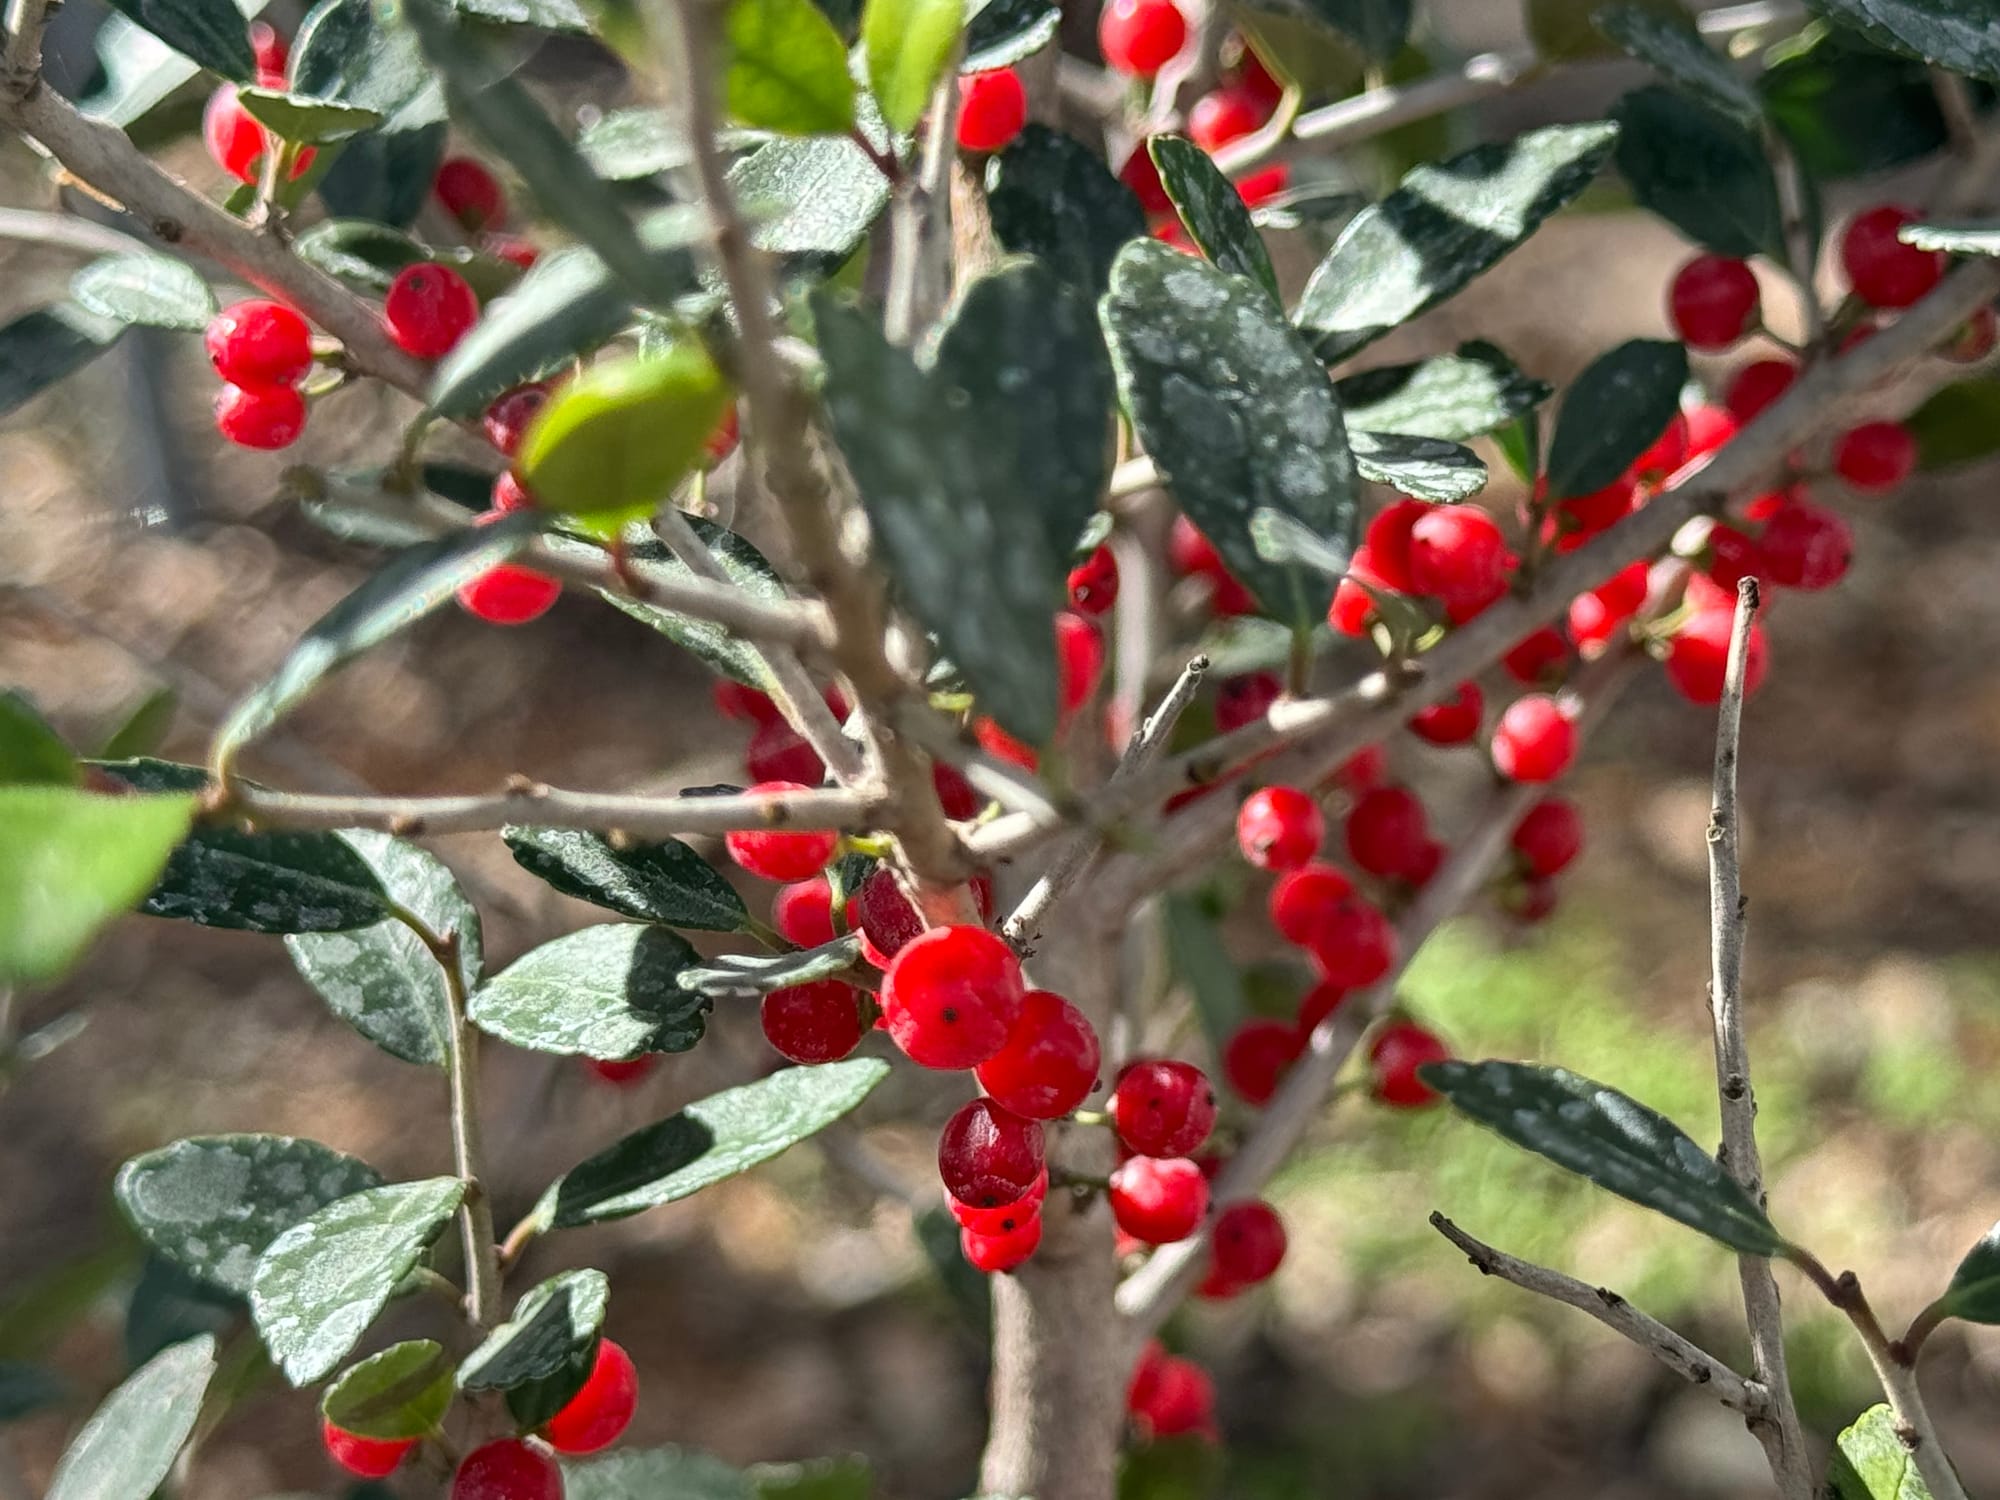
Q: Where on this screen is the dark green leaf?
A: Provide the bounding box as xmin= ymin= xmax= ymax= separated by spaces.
xmin=459 ymin=1270 xmax=607 ymax=1429
xmin=45 ymin=1336 xmax=215 ymax=1500
xmin=1149 ymin=135 xmax=1279 ymax=299
xmin=1898 ymin=376 xmax=2000 ymax=469
xmin=0 ymin=304 xmax=125 ymax=419
xmin=286 ymin=832 xmax=478 ymax=1068
xmin=962 ymin=0 xmax=1059 ymax=69
xmin=291 ymin=0 xmax=445 ymax=227
xmin=98 ymin=687 xmax=177 ymax=761
xmin=1162 ymin=890 xmax=1244 ymax=1052
xmin=1611 ymin=86 xmax=1785 ymax=259
xmin=535 ymin=1058 xmax=890 ymax=1230
xmin=1543 ymin=338 xmax=1688 ymax=498
xmin=70 ymin=253 xmax=216 ymax=331
xmin=728 ymin=132 xmax=894 ymax=261
xmin=321 ymin=1340 xmax=454 ymax=1440
xmin=1102 ymin=237 xmax=1359 ymax=624
xmin=749 ymin=1457 xmax=871 ymax=1500
xmin=100 ymin=0 xmax=255 ymax=78
xmin=82 ymin=2 xmax=262 ymax=126
xmin=863 ymin=0 xmax=963 ymax=135
xmin=116 ymin=1134 xmax=385 ymax=1296
xmin=986 ymin=125 xmax=1149 ymax=295
xmin=1594 ymin=4 xmax=1762 ymax=126
xmin=504 ymin=827 xmax=751 ymax=930
xmin=1805 ymin=0 xmax=2000 ymax=82
xmin=1495 ymin=413 xmax=1542 ymax=483
xmin=1826 ymin=1403 xmax=1934 ymax=1500
xmin=1350 ymin=430 xmax=1487 ymax=501
xmin=292 ymin=220 xmax=425 ymax=293
xmin=0 ymin=691 xmax=77 ymax=785
xmin=249 ymin=1177 xmax=465 ymax=1385
xmin=0 ymin=1362 xmax=65 ymax=1423
xmin=470 ymin=923 xmax=709 ymax=1060
xmin=1421 ymin=1059 xmax=1788 ymax=1255
xmin=1758 ymin=25 xmax=1950 ymax=179
xmin=316 ymin=126 xmax=448 ymax=229
xmin=1528 ymin=0 xmax=1690 ymax=60
xmin=1296 ymin=122 xmax=1619 ymax=362
xmin=726 ymin=0 xmax=858 ymax=135
xmin=678 ymin=934 xmax=862 ymax=998
xmin=565 ymin=1448 xmax=755 ymax=1500
xmin=0 ymin=785 xmax=195 ymax=984
xmin=1902 ymin=219 xmax=2000 ymax=254
xmin=236 ymin=86 xmax=385 ymax=142
xmin=124 ymin=1257 xmax=237 ymax=1369
xmin=1937 ymin=1220 xmax=2000 ymax=1323
xmin=1335 ymin=341 xmax=1552 ymax=442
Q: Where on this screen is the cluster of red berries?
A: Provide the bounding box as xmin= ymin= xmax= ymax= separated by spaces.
xmin=203 ymin=24 xmax=311 ymax=186
xmin=207 ymin=298 xmax=316 ymax=450
xmin=322 ymin=1339 xmax=637 ymax=1493
xmin=1116 ymin=38 xmax=1292 ymax=245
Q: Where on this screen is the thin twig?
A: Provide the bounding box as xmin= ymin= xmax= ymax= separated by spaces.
xmin=1 ymin=0 xmax=49 ymax=100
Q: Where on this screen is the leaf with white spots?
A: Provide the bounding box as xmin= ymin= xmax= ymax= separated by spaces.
xmin=1334 ymin=341 xmax=1552 ymax=442
xmin=1350 ymin=430 xmax=1487 ymax=501
xmin=985 ymin=125 xmax=1148 ymax=295
xmin=45 ymin=1335 xmax=215 ymax=1500
xmin=469 ymin=923 xmax=710 ymax=1060
xmin=1148 ymin=135 xmax=1279 ymax=299
xmin=459 ymin=1269 xmax=608 ymax=1427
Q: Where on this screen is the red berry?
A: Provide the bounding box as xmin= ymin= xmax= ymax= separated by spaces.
xmin=1297 ymin=979 xmax=1345 ymax=1035
xmin=1215 ymin=671 xmax=1280 ymax=733
xmin=1098 ymin=0 xmax=1187 ymax=76
xmin=715 ymin=682 xmax=782 ymax=725
xmin=492 ymin=471 xmax=534 ymax=513
xmin=486 ymin=234 xmax=540 ymax=271
xmin=1684 ymin=403 xmax=1740 ymax=457
xmin=1221 ymin=1018 xmax=1300 ymax=1106
xmin=1833 ymin=420 xmax=1916 ymax=492
xmin=1566 ymin=561 xmax=1650 ymax=651
xmin=1503 ymin=627 xmax=1570 ymax=685
xmin=1512 ymin=797 xmax=1583 ymax=878
xmin=1129 ymin=1351 xmax=1216 ymax=1440
xmin=1368 ymin=1020 xmax=1449 ymax=1107
xmin=1345 ymin=785 xmax=1430 ymax=880
xmin=773 ymin=877 xmax=836 ymax=947
xmin=203 ymin=87 xmax=267 ymax=182
xmin=435 ymin=156 xmax=506 ymax=232
xmin=1235 ymin=785 xmax=1322 ymax=871
xmin=1363 ymin=499 xmax=1430 ymax=593
xmin=1668 ymin=254 xmax=1760 ymax=349
xmin=1545 ymin=476 xmax=1636 ymax=546
xmin=1705 ymin=522 xmax=1766 ymax=592
xmin=1056 ymin=611 xmax=1104 ymax=720
xmin=722 ymin=780 xmax=840 ymax=881
xmin=1724 ymin=359 xmax=1797 ymax=421
xmin=1407 ymin=505 xmax=1510 ymax=611
xmin=705 ymin=406 xmax=741 ymax=465
xmin=933 ymin=761 xmax=982 ymax=820
xmin=250 ymin=20 xmax=288 ymax=79
xmin=457 ymin=550 xmax=562 ymax=624
xmin=321 ymin=1419 xmax=415 ymax=1479
xmin=1328 ymin=546 xmax=1391 ymax=636
xmin=1630 ymin=412 xmax=1691 ymax=485
xmin=1335 ymin=743 xmax=1387 ymax=794
xmin=761 ymin=980 xmax=866 ymax=1064
xmin=384 ymin=263 xmax=479 ymax=360
xmin=848 ymin=866 xmax=925 ymax=969
xmin=957 ymin=68 xmax=1028 ymax=152
xmin=1210 ymin=1199 xmax=1286 ymax=1285
xmin=1189 ymin=85 xmax=1268 ymax=152
xmin=1119 ymin=143 xmax=1174 ymax=217
xmin=1307 ymin=895 xmax=1396 ymax=988
xmin=1664 ymin=609 xmax=1769 ymax=705
xmin=585 ymin=1055 xmax=656 ymax=1086
xmin=962 ymin=1213 xmax=1043 ymax=1272
xmin=1758 ymin=500 xmax=1851 ymax=591
xmin=939 ymin=1097 xmax=1046 ymax=1207
xmin=973 ymin=715 xmax=1039 ymax=771
xmin=950 ymin=1168 xmax=1046 ymax=1233
xmin=975 ymin=989 xmax=1103 ymax=1120
xmin=1841 ymin=204 xmax=1945 ymax=310
xmin=1167 ymin=515 xmax=1257 ymax=615
xmin=451 ymin=1439 xmax=563 ymax=1500
xmin=1408 ymin=680 xmax=1483 ymax=746
xmin=206 ymin=300 xmax=312 ymax=387
xmin=881 ymin=925 xmax=1026 ymax=1069
xmin=1067 ymin=545 xmax=1120 ymax=616
xmin=1490 ymin=694 xmax=1577 ymax=784
xmin=1235 ymin=162 xmax=1289 ymax=208
xmin=1267 ymin=862 xmax=1351 ymax=947
xmin=1236 ymin=45 xmax=1283 ymax=106
xmin=542 ymin=1339 xmax=637 ymax=1455
xmin=483 ymin=383 xmax=550 ymax=457
xmin=1109 ymin=1155 xmax=1209 ymax=1244
xmin=1110 ymin=1058 xmax=1216 ymax=1156
xmin=746 ymin=719 xmax=826 ymax=786
xmin=213 ymin=382 xmax=306 ymax=450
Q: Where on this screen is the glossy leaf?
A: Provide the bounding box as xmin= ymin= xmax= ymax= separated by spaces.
xmin=1805 ymin=0 xmax=2000 ymax=82
xmin=729 ymin=131 xmax=895 ymax=261
xmin=1296 ymin=122 xmax=1619 ymax=362
xmin=1937 ymin=1219 xmax=2000 ymax=1323
xmin=1594 ymin=4 xmax=1762 ymax=127
xmin=1421 ymin=1059 xmax=1788 ymax=1256
xmin=0 ymin=691 xmax=77 ymax=785
xmin=0 ymin=304 xmax=125 ymax=419
xmin=1149 ymin=135 xmax=1279 ymax=299
xmin=469 ymin=923 xmax=709 ymax=1060
xmin=0 ymin=785 xmax=195 ymax=984
xmin=1826 ymin=1404 xmax=1934 ymax=1500
xmin=1543 ymin=338 xmax=1689 ymax=498
xmin=116 ymin=1133 xmax=385 ymax=1296
xmin=517 ymin=345 xmax=730 ymax=518
xmin=565 ymin=1448 xmax=757 ymax=1500
xmin=1335 ymin=341 xmax=1552 ymax=442
xmin=82 ymin=0 xmax=271 ymax=126
xmin=1900 ymin=377 xmax=2000 ymax=468
xmin=249 ymin=1177 xmax=465 ymax=1385
xmin=1249 ymin=507 xmax=1353 ymax=581
xmin=504 ymin=826 xmax=751 ymax=930
xmin=1902 ymin=220 xmax=2000 ymax=254
xmin=44 ymin=1336 xmax=215 ymax=1500
xmin=458 ymin=1269 xmax=607 ymax=1430
xmin=1759 ymin=25 xmax=1951 ymax=179
xmin=725 ymin=0 xmax=858 ymax=135
xmin=1102 ymin=237 xmax=1359 ymax=625
xmin=679 ymin=934 xmax=863 ymax=998
xmin=1350 ymin=430 xmax=1487 ymax=501
xmin=100 ymin=0 xmax=255 ymax=78
xmin=291 ymin=0 xmax=446 ymax=227
xmin=962 ymin=0 xmax=1059 ymax=69
xmin=534 ymin=1058 xmax=890 ymax=1230
xmin=70 ymin=254 xmax=216 ymax=332
xmin=864 ymin=0 xmax=964 ymax=134
xmin=98 ymin=687 xmax=177 ymax=761
xmin=236 ymin=86 xmax=385 ymax=142
xmin=321 ymin=1340 xmax=454 ymax=1440
xmin=985 ymin=125 xmax=1149 ymax=295
xmin=1612 ymin=85 xmax=1785 ymax=260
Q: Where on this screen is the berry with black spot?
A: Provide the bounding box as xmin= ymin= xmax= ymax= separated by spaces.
xmin=975 ymin=989 xmax=1103 ymax=1120
xmin=939 ymin=1097 xmax=1046 ymax=1208
xmin=1109 ymin=1058 xmax=1216 ymax=1157
xmin=1235 ymin=785 xmax=1323 ymax=871
xmin=881 ymin=924 xmax=1026 ymax=1069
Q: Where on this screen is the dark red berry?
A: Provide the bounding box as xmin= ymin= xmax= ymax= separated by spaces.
xmin=1334 ymin=743 xmax=1386 ymax=793
xmin=882 ymin=924 xmax=1026 ymax=1069
xmin=1368 ymin=1020 xmax=1449 ymax=1107
xmin=1758 ymin=500 xmax=1851 ymax=590
xmin=1057 ymin=611 xmax=1104 ymax=720
xmin=435 ymin=156 xmax=506 ymax=232
xmin=1110 ymin=1058 xmax=1216 ymax=1157
xmin=957 ymin=68 xmax=1028 ymax=152
xmin=206 ymin=300 xmax=312 ymax=387
xmin=451 ymin=1439 xmax=563 ymax=1500
xmin=722 ymin=780 xmax=840 ymax=881
xmin=1490 ymin=694 xmax=1577 ymax=784
xmin=585 ymin=1055 xmax=657 ymax=1086
xmin=746 ymin=719 xmax=826 ymax=786
xmin=384 ymin=263 xmax=479 ymax=360
xmin=1110 ymin=1155 xmax=1209 ymax=1244
xmin=1067 ymin=545 xmax=1120 ymax=616
xmin=1503 ymin=627 xmax=1570 ymax=685
xmin=1724 ymin=359 xmax=1797 ymax=421
xmin=1833 ymin=420 xmax=1916 ymax=492
xmin=933 ymin=761 xmax=982 ymax=819
xmin=1664 ymin=609 xmax=1769 ymax=705
xmin=1098 ymin=0 xmax=1187 ymax=76
xmin=1210 ymin=1199 xmax=1286 ymax=1285
xmin=483 ymin=383 xmax=550 ymax=457
xmin=761 ymin=980 xmax=866 ymax=1064
xmin=950 ymin=1168 xmax=1046 ymax=1233
xmin=1407 ymin=505 xmax=1510 ymax=611
xmin=715 ymin=681 xmax=781 ymax=724
xmin=1221 ymin=1018 xmax=1300 ymax=1106
xmin=1408 ymin=680 xmax=1483 ymax=746
xmin=1307 ymin=895 xmax=1396 ymax=988
xmin=1345 ymin=785 xmax=1430 ymax=880
xmin=1119 ymin=143 xmax=1174 ymax=216
xmin=1267 ymin=862 xmax=1351 ymax=947
xmin=1669 ymin=254 xmax=1760 ymax=349
xmin=848 ymin=866 xmax=926 ymax=969
xmin=1363 ymin=499 xmax=1431 ymax=593
xmin=1235 ymin=785 xmax=1322 ymax=871
xmin=1841 ymin=204 xmax=1945 ymax=310
xmin=962 ymin=1212 xmax=1043 ymax=1272
xmin=773 ymin=878 xmax=836 ymax=947
xmin=542 ymin=1339 xmax=636 ymax=1454
xmin=975 ymin=989 xmax=1102 ymax=1120
xmin=1188 ymin=85 xmax=1267 ymax=152
xmin=1512 ymin=797 xmax=1583 ymax=877
xmin=939 ymin=1097 xmax=1046 ymax=1207
xmin=214 ymin=382 xmax=306 ymax=450
xmin=322 ymin=1419 xmax=415 ymax=1479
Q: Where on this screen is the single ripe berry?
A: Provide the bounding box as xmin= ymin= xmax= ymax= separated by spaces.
xmin=1128 ymin=1348 xmax=1216 ymax=1440
xmin=1188 ymin=85 xmax=1267 ymax=152
xmin=1758 ymin=500 xmax=1851 ymax=591
xmin=1235 ymin=785 xmax=1323 ymax=871
xmin=1490 ymin=694 xmax=1577 ymax=784
xmin=206 ymin=300 xmax=312 ymax=387
xmin=1567 ymin=561 xmax=1649 ymax=651
xmin=1110 ymin=1058 xmax=1216 ymax=1157
xmin=957 ymin=68 xmax=1028 ymax=152
xmin=746 ymin=719 xmax=825 ymax=786
xmin=1057 ymin=611 xmax=1105 ymax=720
xmin=1503 ymin=627 xmax=1570 ymax=685
xmin=761 ymin=980 xmax=866 ymax=1064
xmin=1098 ymin=0 xmax=1188 ymax=77
xmin=321 ymin=1418 xmax=416 ymax=1479
xmin=1345 ymin=786 xmax=1430 ymax=880
xmin=542 ymin=1339 xmax=637 ymax=1455
xmin=848 ymin=866 xmax=926 ymax=969
xmin=1235 ymin=162 xmax=1289 ymax=208
xmin=1408 ymin=681 xmax=1483 ymax=746
xmin=1631 ymin=413 xmax=1691 ymax=485
xmin=483 ymin=383 xmax=550 ymax=457
xmin=1221 ymin=1018 xmax=1300 ymax=1106
xmin=384 ymin=263 xmax=479 ymax=359
xmin=1328 ymin=546 xmax=1390 ymax=636
xmin=1841 ymin=204 xmax=1945 ymax=309
xmin=1724 ymin=359 xmax=1797 ymax=422
xmin=962 ymin=1212 xmax=1044 ymax=1272
xmin=451 ymin=1439 xmax=564 ymax=1500
xmin=950 ymin=1167 xmax=1046 ymax=1233
xmin=1511 ymin=797 xmax=1583 ymax=878
xmin=1369 ymin=1020 xmax=1450 ymax=1107
xmin=1067 ymin=545 xmax=1120 ymax=616
xmin=773 ymin=877 xmax=836 ymax=947
xmin=1109 ymin=1155 xmax=1209 ymax=1244
xmin=1215 ymin=671 xmax=1280 ymax=733
xmin=975 ymin=989 xmax=1102 ymax=1120
xmin=457 ymin=555 xmax=562 ymax=625
xmin=722 ymin=781 xmax=840 ymax=881
xmin=203 ymin=86 xmax=268 ymax=182
xmin=1664 ymin=609 xmax=1769 ymax=705
xmin=1336 ymin=743 xmax=1387 ymax=793
xmin=1668 ymin=254 xmax=1760 ymax=349
xmin=1834 ymin=420 xmax=1917 ymax=492
xmin=1545 ymin=476 xmax=1636 ymax=547
xmin=1267 ymin=862 xmax=1351 ymax=948
xmin=939 ymin=1097 xmax=1047 ymax=1207
xmin=1307 ymin=895 xmax=1396 ymax=988
xmin=435 ymin=156 xmax=506 ymax=232
xmin=586 ymin=1055 xmax=657 ymax=1085
xmin=1210 ymin=1199 xmax=1286 ymax=1286
xmin=214 ymin=383 xmax=306 ymax=450
xmin=933 ymin=761 xmax=981 ymax=820
xmin=716 ymin=682 xmax=782 ymax=725
xmin=882 ymin=925 xmax=1026 ymax=1069
xmin=1407 ymin=505 xmax=1511 ymax=611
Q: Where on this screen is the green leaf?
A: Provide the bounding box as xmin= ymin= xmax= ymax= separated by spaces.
xmin=1758 ymin=25 xmax=1951 ymax=180
xmin=565 ymin=1448 xmax=756 ymax=1500
xmin=1902 ymin=219 xmax=2000 ymax=254
xmin=116 ymin=1134 xmax=385 ymax=1296
xmin=1350 ymin=430 xmax=1487 ymax=502
xmin=516 ymin=345 xmax=731 ymax=518
xmin=1805 ymin=0 xmax=2000 ymax=82
xmin=1593 ymin=4 xmax=1762 ymax=127
xmin=0 ymin=785 xmax=195 ymax=985
xmin=44 ymin=1336 xmax=215 ymax=1500
xmin=1148 ymin=135 xmax=1279 ymax=299
xmin=1543 ymin=338 xmax=1688 ymax=498
xmin=985 ymin=125 xmax=1149 ymax=295
xmin=728 ymin=131 xmax=894 ymax=261
xmin=0 ymin=304 xmax=125 ymax=419
xmin=0 ymin=1361 xmax=65 ymax=1422
xmin=726 ymin=0 xmax=858 ymax=135
xmin=576 ymin=108 xmax=688 ymax=180
xmin=291 ymin=219 xmax=429 ymax=293
xmin=1162 ymin=890 xmax=1244 ymax=1053
xmin=1296 ymin=122 xmax=1619 ymax=363
xmin=1421 ymin=1059 xmax=1788 ymax=1256
xmin=291 ymin=0 xmax=446 ymax=227
xmin=1936 ymin=1220 xmax=2000 ymax=1323
xmin=249 ymin=1177 xmax=466 ymax=1385
xmin=286 ymin=832 xmax=479 ymax=1068
xmin=962 ymin=0 xmax=1058 ymax=69
xmin=70 ymin=253 xmax=216 ymax=332
xmin=1827 ymin=1403 xmax=1935 ymax=1500
xmin=236 ymin=86 xmax=385 ymax=142
xmin=100 ymin=0 xmax=255 ymax=78
xmin=1899 ymin=377 xmax=2000 ymax=469
xmin=215 ymin=514 xmax=543 ymax=770
xmin=458 ymin=1269 xmax=607 ymax=1428
xmin=124 ymin=1256 xmax=236 ymax=1369
xmin=0 ymin=691 xmax=77 ymax=785
xmin=1102 ymin=237 xmax=1359 ymax=625
xmin=504 ymin=826 xmax=751 ymax=930
xmin=320 ymin=1340 xmax=453 ymax=1440
xmin=469 ymin=923 xmax=710 ymax=1060
xmin=98 ymin=687 xmax=177 ymax=761
xmin=1611 ymin=85 xmax=1785 ymax=260
xmin=678 ymin=934 xmax=863 ymax=998
xmin=1335 ymin=341 xmax=1552 ymax=442
xmin=535 ymin=1058 xmax=890 ymax=1230
xmin=863 ymin=0 xmax=964 ymax=135
xmin=749 ymin=1457 xmax=871 ymax=1500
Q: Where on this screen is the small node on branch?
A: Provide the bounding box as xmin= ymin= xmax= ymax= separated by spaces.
xmin=387 ymin=813 xmax=425 ymax=836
